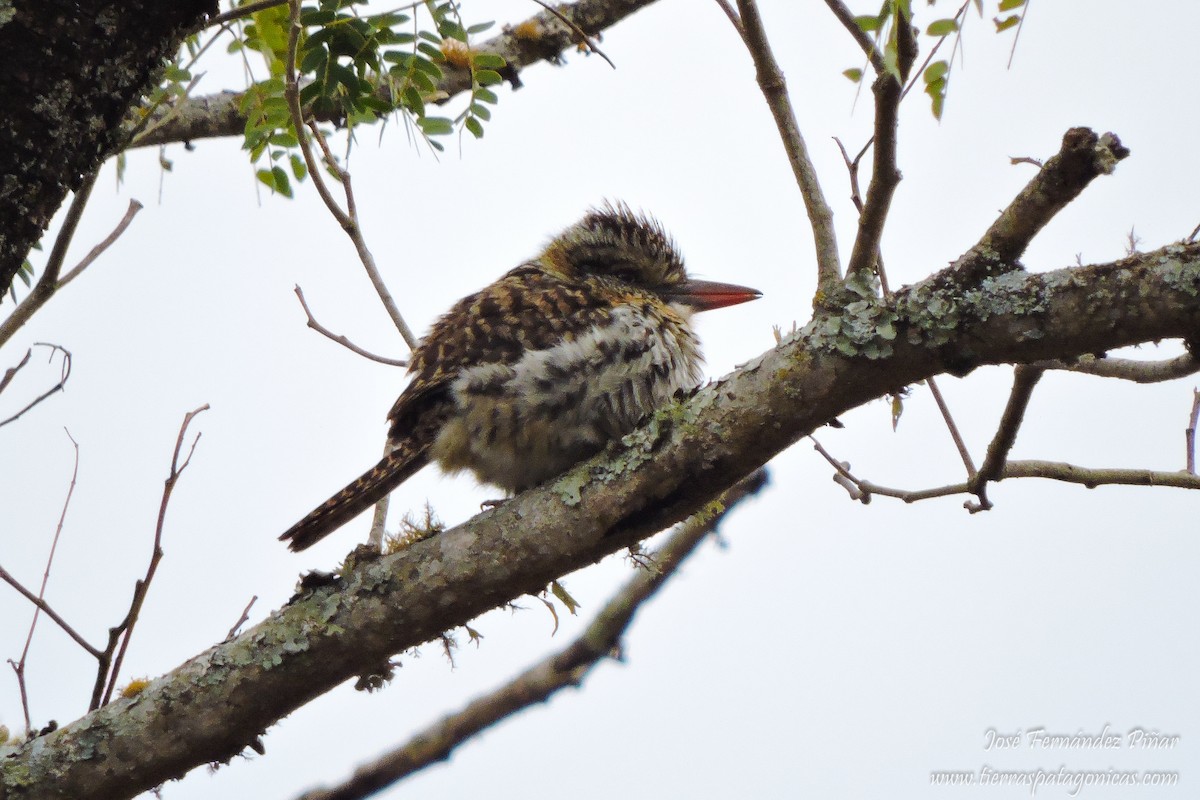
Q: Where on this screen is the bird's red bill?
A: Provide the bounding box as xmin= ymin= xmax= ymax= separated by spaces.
xmin=665 ymin=279 xmax=763 ymax=312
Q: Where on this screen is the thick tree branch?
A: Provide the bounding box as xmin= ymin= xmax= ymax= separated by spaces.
xmin=294 ymin=470 xmax=768 ymax=800
xmin=6 ymin=231 xmax=1200 ymax=799
xmin=130 ymin=0 xmax=663 ymax=149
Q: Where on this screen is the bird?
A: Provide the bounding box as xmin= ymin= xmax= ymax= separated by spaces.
xmin=279 ymin=202 xmax=761 ymax=551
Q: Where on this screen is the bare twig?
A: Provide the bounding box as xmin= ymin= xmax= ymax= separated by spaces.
xmin=0 ymin=348 xmax=31 ymax=396
xmin=1005 ymin=0 xmax=1030 ymax=69
xmin=7 ymin=429 xmax=82 ymax=734
xmin=0 ymin=344 xmax=72 ymax=429
xmin=293 ymin=286 xmax=408 ymax=367
xmin=225 ymin=596 xmax=259 ymax=642
xmin=1032 ymin=353 xmax=1200 ymax=384
xmin=968 ymin=365 xmax=1045 ymax=512
xmin=292 ymin=469 xmax=768 ymax=800
xmin=283 ymin=0 xmax=418 ymax=349
xmin=1187 ymin=389 xmax=1199 ymax=474
xmin=94 ymin=404 xmax=209 ymax=709
xmin=58 ymin=200 xmax=143 ymax=289
xmin=0 ymin=564 xmax=101 ymax=659
xmin=814 ymin=434 xmax=1200 ymax=505
xmin=731 ymin=0 xmax=842 ymax=298
xmin=0 ymin=187 xmax=141 ymax=349
xmin=926 ymin=377 xmax=976 ymax=477
xmin=528 ymin=0 xmax=615 ymax=69
xmin=0 ymin=173 xmax=96 ymax=347
xmin=711 ymin=0 xmax=746 ymax=42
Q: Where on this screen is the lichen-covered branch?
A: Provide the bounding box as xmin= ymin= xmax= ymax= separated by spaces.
xmin=292 ymin=470 xmax=768 ymax=800
xmin=5 ymin=228 xmax=1200 ymax=799
xmin=130 ymin=0 xmax=664 ymax=149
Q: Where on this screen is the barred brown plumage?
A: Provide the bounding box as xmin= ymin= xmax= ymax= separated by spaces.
xmin=279 ymin=203 xmax=761 ymax=551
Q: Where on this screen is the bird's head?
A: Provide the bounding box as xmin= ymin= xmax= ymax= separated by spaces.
xmin=541 ymin=202 xmax=761 ymax=314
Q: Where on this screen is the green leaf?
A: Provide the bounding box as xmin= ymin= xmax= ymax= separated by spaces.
xmin=289 ymin=153 xmax=307 ymax=181
xmin=469 ymin=102 xmax=490 ymax=121
xmin=471 ymin=52 xmax=505 ymax=69
xmin=466 ymin=21 xmax=495 ymax=35
xmin=299 ymin=47 xmax=328 ymax=75
xmin=550 ymin=581 xmax=580 ymax=615
xmin=998 ymin=0 xmax=1025 ymax=10
xmin=853 ymin=14 xmax=882 ymax=32
xmin=926 ymin=18 xmax=958 ymax=37
xmin=923 ymin=59 xmax=948 ymax=82
xmin=993 ymin=14 xmax=1020 ymax=32
xmin=474 ymin=69 xmax=503 ymax=86
xmin=464 ymin=116 xmax=483 ymax=138
xmin=843 ymin=67 xmax=863 ymax=83
xmin=417 ymin=116 xmax=453 ymax=136
xmin=416 ymin=41 xmax=444 ymax=61
xmin=474 ymin=86 xmax=498 ymax=104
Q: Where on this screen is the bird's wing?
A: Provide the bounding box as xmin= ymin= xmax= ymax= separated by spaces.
xmin=387 ymin=264 xmax=617 ymax=439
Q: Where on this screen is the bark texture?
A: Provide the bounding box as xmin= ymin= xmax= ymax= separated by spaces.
xmin=2 ymin=240 xmax=1198 ymax=800
xmin=0 ymin=0 xmax=217 ymax=296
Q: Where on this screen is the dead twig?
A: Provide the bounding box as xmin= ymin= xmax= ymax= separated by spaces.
xmin=0 ymin=344 xmax=72 ymax=429
xmin=225 ymin=596 xmax=259 ymax=642
xmin=93 ymin=404 xmax=209 ymax=709
xmin=293 ymin=286 xmax=407 ymax=367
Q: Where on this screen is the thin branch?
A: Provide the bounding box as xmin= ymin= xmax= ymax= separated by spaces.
xmin=1033 ymin=352 xmax=1200 ymax=384
xmin=968 ymin=365 xmax=1044 ymax=511
xmin=7 ymin=429 xmax=82 ymax=734
xmin=0 ymin=564 xmax=102 ymax=659
xmin=823 ymin=0 xmax=886 ymax=77
xmin=1004 ymin=460 xmax=1200 ymax=490
xmin=0 ymin=344 xmax=72 ymax=429
xmin=845 ymin=9 xmax=914 ymax=283
xmin=733 ymin=0 xmax=842 ymax=298
xmin=94 ymin=404 xmax=209 ymax=709
xmin=293 ymin=286 xmax=408 ymax=367
xmin=283 ymin=1 xmax=418 ymax=349
xmin=711 ymin=0 xmax=746 ymax=43
xmin=1187 ymin=389 xmax=1199 ymax=474
xmin=58 ymin=200 xmax=144 ymax=289
xmin=815 ymin=434 xmax=1200 ymax=505
xmin=0 ymin=189 xmax=141 ymax=349
xmin=292 ymin=469 xmax=769 ymax=800
xmin=926 ymin=376 xmax=976 ymax=477
xmin=0 ymin=348 xmax=31 ymax=396
xmin=225 ymin=596 xmax=259 ymax=642
xmin=528 ymin=0 xmax=615 ymax=69
xmin=0 ymin=173 xmax=96 ymax=347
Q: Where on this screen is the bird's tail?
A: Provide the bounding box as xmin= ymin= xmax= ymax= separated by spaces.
xmin=279 ymin=443 xmax=430 ymax=552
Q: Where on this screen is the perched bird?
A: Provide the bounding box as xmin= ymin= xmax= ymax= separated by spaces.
xmin=280 ymin=203 xmax=760 ymax=551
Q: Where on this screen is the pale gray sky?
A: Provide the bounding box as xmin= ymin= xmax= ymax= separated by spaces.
xmin=2 ymin=1 xmax=1197 ymax=798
